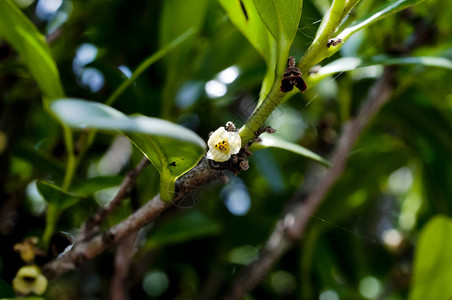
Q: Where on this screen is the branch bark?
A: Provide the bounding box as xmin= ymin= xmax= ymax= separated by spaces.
xmin=78 ymin=156 xmax=150 ymax=242
xmin=42 ymin=158 xmax=221 ymax=278
xmin=110 ymin=232 xmax=138 ymax=300
xmin=226 ymin=67 xmax=396 ymax=299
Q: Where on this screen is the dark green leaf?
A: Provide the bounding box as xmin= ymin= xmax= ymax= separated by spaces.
xmin=0 ymin=0 xmax=64 ymax=100
xmin=106 ymin=28 xmax=196 ymax=106
xmin=145 ymin=211 xmax=222 ymax=249
xmin=0 ymin=278 xmax=15 ymax=298
xmin=159 ymin=0 xmax=208 ymax=116
xmin=409 ymin=216 xmax=452 ymax=300
xmin=14 ymin=146 xmax=65 ymax=177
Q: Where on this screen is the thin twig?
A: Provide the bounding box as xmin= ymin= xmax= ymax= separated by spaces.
xmin=110 ymin=232 xmax=138 ymax=300
xmin=77 ymin=156 xmax=150 ymax=242
xmin=42 ymin=158 xmax=221 ymax=278
xmin=226 ymin=67 xmax=396 ymax=300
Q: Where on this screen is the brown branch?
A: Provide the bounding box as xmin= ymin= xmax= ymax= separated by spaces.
xmin=110 ymin=232 xmax=138 ymax=300
xmin=42 ymin=158 xmax=221 ymax=279
xmin=78 ymin=156 xmax=150 ymax=242
xmin=226 ymin=67 xmax=396 ymax=299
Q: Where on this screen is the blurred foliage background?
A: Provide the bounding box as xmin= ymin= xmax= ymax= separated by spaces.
xmin=1 ymin=0 xmax=452 ymax=299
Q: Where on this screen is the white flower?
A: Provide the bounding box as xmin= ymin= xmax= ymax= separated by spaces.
xmin=207 ymin=127 xmax=241 ymax=162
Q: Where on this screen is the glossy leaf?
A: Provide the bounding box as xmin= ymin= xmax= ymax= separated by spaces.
xmin=218 ymin=0 xmax=273 ymax=61
xmin=252 ymin=0 xmax=302 ymax=44
xmin=409 ymin=216 xmax=452 ymax=300
xmin=49 ymin=99 xmax=206 ymax=201
xmin=0 ymin=0 xmax=64 ymax=100
xmin=145 ymin=210 xmax=222 ymax=249
xmin=310 ymin=56 xmax=452 ymax=82
xmin=334 ymin=0 xmax=427 ymax=47
xmin=250 ymin=134 xmax=330 ymax=167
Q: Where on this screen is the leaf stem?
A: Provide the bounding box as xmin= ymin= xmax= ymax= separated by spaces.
xmin=62 ymin=125 xmax=75 ymax=190
xmin=240 ymin=0 xmax=348 ymax=144
xmin=42 ymin=204 xmax=58 ymax=250
xmin=298 ymin=0 xmax=346 ymax=74
xmin=239 ymin=82 xmax=283 ymax=143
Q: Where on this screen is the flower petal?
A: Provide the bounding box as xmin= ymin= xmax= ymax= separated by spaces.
xmin=207 ymin=148 xmax=231 ymax=162
xmin=226 ymin=132 xmax=241 ymax=154
xmin=207 ymin=127 xmax=228 ymax=148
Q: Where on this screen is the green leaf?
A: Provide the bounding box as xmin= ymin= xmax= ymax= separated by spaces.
xmin=333 ymin=0 xmax=427 ymax=48
xmin=219 ymin=0 xmax=282 ymax=105
xmin=49 ymin=99 xmax=206 ymax=201
xmin=409 ymin=216 xmax=452 ymax=300
xmin=36 ymin=176 xmax=122 ymax=247
xmin=14 ymin=146 xmax=65 ymax=177
xmin=72 ymin=176 xmax=124 ymax=197
xmin=218 ymin=0 xmax=273 ymax=61
xmin=145 ymin=210 xmax=222 ymax=250
xmin=252 ymin=0 xmax=302 ymax=44
xmin=36 ymin=179 xmax=82 ymax=248
xmin=106 ymin=28 xmax=196 ymax=106
xmin=159 ymin=0 xmax=209 ymax=117
xmin=250 ymin=134 xmax=330 ymax=167
xmin=0 ymin=0 xmax=64 ymax=100
xmin=310 ymin=56 xmax=452 ymax=82
xmin=36 ymin=180 xmax=82 ymax=209
xmin=0 ymin=278 xmax=15 ymax=298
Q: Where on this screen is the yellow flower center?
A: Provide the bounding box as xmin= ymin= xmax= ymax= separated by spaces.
xmin=214 ymin=140 xmax=229 ymax=154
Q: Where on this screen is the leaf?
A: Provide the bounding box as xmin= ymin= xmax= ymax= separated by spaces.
xmin=72 ymin=176 xmax=124 ymax=197
xmin=409 ymin=216 xmax=452 ymax=300
xmin=252 ymin=0 xmax=303 ymax=106
xmin=145 ymin=211 xmax=222 ymax=249
xmin=219 ymin=0 xmax=281 ymax=105
xmin=252 ymin=0 xmax=302 ymax=45
xmin=159 ymin=0 xmax=207 ymax=48
xmin=36 ymin=176 xmax=123 ymax=247
xmin=310 ymin=56 xmax=452 ymax=82
xmin=49 ymin=98 xmax=206 ymax=201
xmin=159 ymin=0 xmax=209 ymax=116
xmin=0 ymin=0 xmax=64 ymax=100
xmin=0 ymin=278 xmax=15 ymax=298
xmin=37 ymin=180 xmax=82 ymax=248
xmin=334 ymin=0 xmax=427 ymax=46
xmin=36 ymin=180 xmax=82 ymax=210
xmin=250 ymin=134 xmax=330 ymax=167
xmin=14 ymin=146 xmax=65 ymax=177
xmin=218 ymin=0 xmax=273 ymax=61
xmin=106 ymin=28 xmax=196 ymax=106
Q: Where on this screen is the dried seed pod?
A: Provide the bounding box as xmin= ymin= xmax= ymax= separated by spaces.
xmin=239 ymin=159 xmax=249 ymax=171
xmin=280 ymin=56 xmax=307 ymax=93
